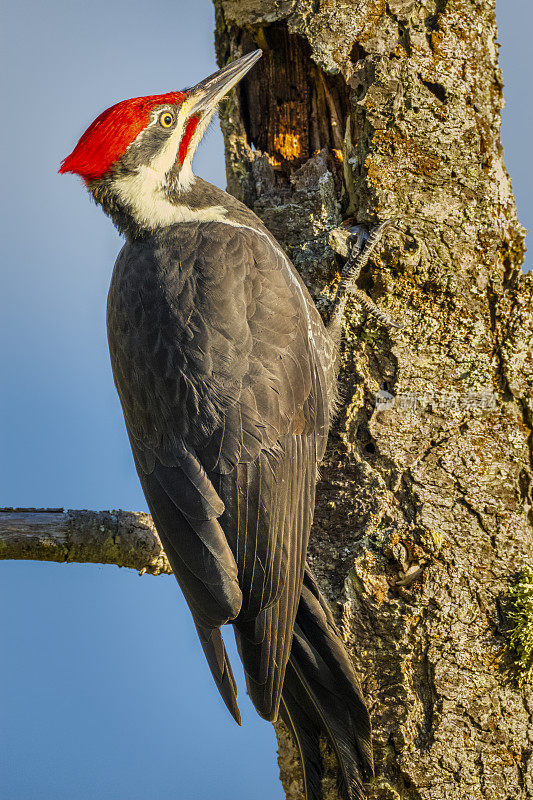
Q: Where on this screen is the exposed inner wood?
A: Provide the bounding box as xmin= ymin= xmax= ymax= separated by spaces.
xmin=238 ymin=25 xmax=349 ymax=174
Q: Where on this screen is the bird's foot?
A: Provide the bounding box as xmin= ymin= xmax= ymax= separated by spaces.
xmin=328 ymin=219 xmax=404 ymax=330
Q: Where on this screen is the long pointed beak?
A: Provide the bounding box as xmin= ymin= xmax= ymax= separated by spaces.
xmin=187 ymin=50 xmax=262 ymax=115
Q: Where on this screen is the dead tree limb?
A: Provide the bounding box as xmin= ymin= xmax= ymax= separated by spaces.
xmin=0 ymin=508 xmax=170 ymax=576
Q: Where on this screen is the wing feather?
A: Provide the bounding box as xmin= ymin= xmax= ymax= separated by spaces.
xmin=233 ymin=434 xmax=316 ymax=720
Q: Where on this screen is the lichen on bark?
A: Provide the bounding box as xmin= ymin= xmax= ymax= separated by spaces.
xmin=506 ymin=566 xmax=533 ymax=688
xmin=213 ymin=0 xmax=533 ymax=797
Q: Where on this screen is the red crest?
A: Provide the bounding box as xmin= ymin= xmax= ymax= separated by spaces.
xmin=59 ymin=92 xmax=186 ymax=181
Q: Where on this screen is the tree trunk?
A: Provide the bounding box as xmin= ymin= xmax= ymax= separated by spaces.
xmin=212 ymin=1 xmax=533 ymax=798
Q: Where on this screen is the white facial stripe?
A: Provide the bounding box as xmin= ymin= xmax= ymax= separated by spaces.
xmin=112 ymin=163 xmax=230 ymax=229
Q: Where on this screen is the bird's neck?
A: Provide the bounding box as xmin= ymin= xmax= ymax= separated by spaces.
xmin=89 ymin=172 xmax=266 ymax=241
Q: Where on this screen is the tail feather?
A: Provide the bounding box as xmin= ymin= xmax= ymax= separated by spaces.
xmin=195 ymin=624 xmax=241 ymax=725
xmin=280 ymin=566 xmax=373 ymax=800
xmin=280 ymin=668 xmax=323 ymax=800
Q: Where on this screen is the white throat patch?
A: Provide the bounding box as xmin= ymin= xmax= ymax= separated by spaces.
xmin=113 ymin=166 xmax=230 ymax=230
xmin=112 ymin=101 xmax=225 ymax=231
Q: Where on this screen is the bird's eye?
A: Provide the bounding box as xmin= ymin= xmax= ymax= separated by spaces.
xmin=159 ymin=111 xmax=175 ymax=128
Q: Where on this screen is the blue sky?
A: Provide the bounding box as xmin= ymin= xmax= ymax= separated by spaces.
xmin=0 ymin=2 xmax=531 ymax=799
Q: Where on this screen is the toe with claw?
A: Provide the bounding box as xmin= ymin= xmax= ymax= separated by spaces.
xmin=329 ymin=218 xmax=404 ymax=331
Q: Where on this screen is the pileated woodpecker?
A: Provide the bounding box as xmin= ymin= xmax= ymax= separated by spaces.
xmin=60 ymin=50 xmax=374 ymax=800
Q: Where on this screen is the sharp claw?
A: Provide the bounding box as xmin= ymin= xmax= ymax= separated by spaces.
xmin=351 ymin=287 xmax=405 ymax=330
xmin=328 ymin=218 xmax=403 ymax=330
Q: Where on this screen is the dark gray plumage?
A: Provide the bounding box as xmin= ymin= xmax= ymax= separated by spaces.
xmin=107 ymin=208 xmax=329 ymax=718
xmin=106 ymin=191 xmax=371 ymax=796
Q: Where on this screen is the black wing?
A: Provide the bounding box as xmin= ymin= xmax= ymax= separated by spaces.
xmin=107 ymin=220 xmax=329 ymax=721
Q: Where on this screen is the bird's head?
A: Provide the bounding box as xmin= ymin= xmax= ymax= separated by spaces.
xmin=60 ymin=50 xmax=262 ymax=236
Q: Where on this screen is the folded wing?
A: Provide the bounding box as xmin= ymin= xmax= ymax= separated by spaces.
xmin=108 ymin=219 xmax=329 ymax=722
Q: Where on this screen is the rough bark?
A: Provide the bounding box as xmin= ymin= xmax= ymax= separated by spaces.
xmin=211 ymin=1 xmax=533 ymax=798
